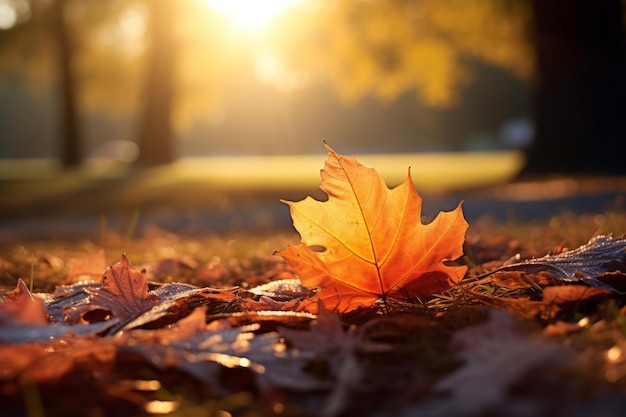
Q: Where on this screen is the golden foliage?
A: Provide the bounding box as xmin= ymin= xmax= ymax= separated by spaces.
xmin=269 ymin=0 xmax=534 ymax=107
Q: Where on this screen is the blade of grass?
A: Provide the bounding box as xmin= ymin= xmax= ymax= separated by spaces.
xmin=125 ymin=209 xmax=140 ymax=242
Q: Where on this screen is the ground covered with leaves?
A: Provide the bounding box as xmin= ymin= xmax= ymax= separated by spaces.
xmin=0 ymin=209 xmax=626 ymax=417
xmin=3 ymin=145 xmax=626 ymax=417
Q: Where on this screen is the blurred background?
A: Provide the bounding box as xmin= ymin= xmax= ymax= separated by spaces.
xmin=1 ymin=0 xmax=625 ymax=238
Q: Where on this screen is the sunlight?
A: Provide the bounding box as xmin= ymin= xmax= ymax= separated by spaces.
xmin=204 ymin=0 xmax=302 ymax=31
xmin=0 ymin=0 xmax=29 ymax=30
xmin=254 ymin=50 xmax=308 ymax=91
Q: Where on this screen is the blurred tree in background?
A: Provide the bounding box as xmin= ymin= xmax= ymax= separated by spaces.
xmin=0 ymin=0 xmax=146 ymax=168
xmin=0 ymin=0 xmax=624 ymax=174
xmin=268 ymin=0 xmax=533 ymax=107
xmin=135 ymin=0 xmax=174 ymax=166
xmin=525 ymin=0 xmax=626 ymax=174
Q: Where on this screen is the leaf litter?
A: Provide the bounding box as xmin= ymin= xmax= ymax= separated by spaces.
xmin=2 ymin=145 xmax=626 ymax=416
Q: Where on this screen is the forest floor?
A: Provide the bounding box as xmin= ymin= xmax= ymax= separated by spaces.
xmin=2 ymin=163 xmax=626 ymax=416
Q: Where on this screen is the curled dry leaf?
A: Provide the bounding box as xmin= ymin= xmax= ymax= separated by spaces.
xmin=122 ymin=312 xmax=325 ymax=395
xmin=276 ymin=142 xmax=468 ymax=312
xmin=484 ymin=235 xmax=626 ymax=291
xmin=0 ymin=278 xmax=48 ymax=325
xmin=119 ymin=284 xmax=236 ymax=332
xmin=240 ymin=278 xmax=314 ymax=311
xmin=66 ymin=254 xmax=158 ymax=324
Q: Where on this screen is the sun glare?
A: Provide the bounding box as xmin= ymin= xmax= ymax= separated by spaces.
xmin=205 ymin=0 xmax=302 ymax=31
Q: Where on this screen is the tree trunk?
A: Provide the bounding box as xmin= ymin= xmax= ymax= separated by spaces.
xmin=136 ymin=0 xmax=175 ymax=166
xmin=523 ymin=0 xmax=626 ymax=175
xmin=52 ymin=0 xmax=81 ymax=169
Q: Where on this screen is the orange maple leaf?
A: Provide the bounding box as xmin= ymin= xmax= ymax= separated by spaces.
xmin=276 ymin=142 xmax=468 ymax=312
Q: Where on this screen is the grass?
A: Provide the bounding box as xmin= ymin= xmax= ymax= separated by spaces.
xmin=0 ymin=151 xmax=523 ymax=217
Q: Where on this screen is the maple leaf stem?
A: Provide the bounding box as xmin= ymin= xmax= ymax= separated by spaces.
xmin=379 ymin=294 xmax=390 ymax=314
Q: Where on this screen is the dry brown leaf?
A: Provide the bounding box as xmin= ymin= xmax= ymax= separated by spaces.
xmin=126 ymin=306 xmax=208 ymax=345
xmin=467 ymin=290 xmax=559 ymax=321
xmin=0 ymin=279 xmax=48 ymax=325
xmin=241 ymin=296 xmax=301 ymax=311
xmin=404 ymin=310 xmax=572 ymax=417
xmin=121 ymin=316 xmax=324 ymax=395
xmin=469 ymin=282 xmax=613 ymax=321
xmin=596 ymin=270 xmax=626 ymax=292
xmin=481 ymin=235 xmax=626 ymax=291
xmin=20 ymin=337 xmax=117 ymax=384
xmin=66 ymin=254 xmax=158 ymax=324
xmin=541 ymin=284 xmax=612 ymax=305
xmin=278 ymin=306 xmax=391 ymax=417
xmin=280 ymin=306 xmax=390 ymax=357
xmin=489 ymin=271 xmax=535 ymax=289
xmin=276 ymin=142 xmax=468 ymax=312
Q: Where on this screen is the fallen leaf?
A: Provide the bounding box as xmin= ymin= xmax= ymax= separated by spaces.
xmin=403 ymin=310 xmax=572 ymax=417
xmin=240 ymin=278 xmax=315 ymax=311
xmin=241 ymin=296 xmax=301 ymax=312
xmin=122 ymin=316 xmax=324 ymax=395
xmin=118 ymin=284 xmax=236 ymax=332
xmin=209 ymin=310 xmax=317 ymax=328
xmin=20 ymin=336 xmax=118 ymax=384
xmin=127 ymin=306 xmax=209 ymax=345
xmin=44 ymin=282 xmax=100 ymax=322
xmin=276 ymin=142 xmax=468 ymax=312
xmin=468 ymin=281 xmax=615 ymax=322
xmin=279 ymin=306 xmax=390 ymax=360
xmin=483 ymin=235 xmax=626 ymax=291
xmin=541 ymin=284 xmax=612 ymax=306
xmin=66 ymin=254 xmax=158 ymax=324
xmin=468 ymin=290 xmax=558 ymax=320
xmin=0 ymin=279 xmax=48 ymax=325
xmin=278 ymin=306 xmax=391 ymax=417
xmin=0 ymin=319 xmax=119 ymax=345
xmin=596 ymin=270 xmax=626 ymax=292
xmin=246 ymin=278 xmax=313 ymax=301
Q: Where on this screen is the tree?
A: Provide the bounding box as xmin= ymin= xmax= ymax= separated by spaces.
xmin=0 ymin=0 xmax=145 ymax=168
xmin=135 ymin=0 xmax=175 ymax=166
xmin=522 ymin=0 xmax=626 ymax=174
xmin=52 ymin=0 xmax=81 ymax=168
xmin=0 ymin=0 xmax=83 ymax=169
